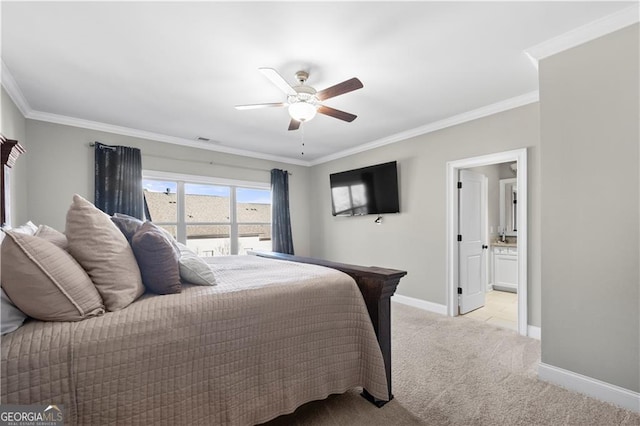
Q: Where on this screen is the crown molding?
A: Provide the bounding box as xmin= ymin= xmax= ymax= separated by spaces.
xmin=525 ymin=3 xmax=639 ymax=60
xmin=30 ymin=113 xmax=310 ymax=166
xmin=22 ymin=93 xmax=539 ymax=169
xmin=309 ymin=91 xmax=539 ymax=166
xmin=1 ymin=60 xmax=31 ymax=117
xmin=26 ymin=110 xmax=311 ymax=166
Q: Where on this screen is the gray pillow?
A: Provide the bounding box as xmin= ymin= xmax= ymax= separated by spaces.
xmin=131 ymin=222 xmax=181 ymax=294
xmin=1 ymin=289 xmax=27 ymax=334
xmin=66 ymin=194 xmax=144 ymax=311
xmin=111 ymin=213 xmax=144 ymax=244
xmin=176 ymin=242 xmax=217 ymax=286
xmin=156 ymin=225 xmax=181 ymax=257
xmin=1 ymin=230 xmax=105 ymax=321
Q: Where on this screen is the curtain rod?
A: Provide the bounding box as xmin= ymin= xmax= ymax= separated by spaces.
xmin=88 ymin=143 xmax=292 ymax=175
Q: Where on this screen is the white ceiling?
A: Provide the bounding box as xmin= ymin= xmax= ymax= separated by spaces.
xmin=1 ymin=1 xmax=635 ymax=165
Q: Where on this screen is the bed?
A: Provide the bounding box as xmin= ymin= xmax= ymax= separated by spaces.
xmin=1 ymin=250 xmax=406 ymax=425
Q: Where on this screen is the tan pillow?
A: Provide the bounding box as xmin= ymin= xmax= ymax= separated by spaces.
xmin=66 ymin=194 xmax=144 ymax=311
xmin=35 ymin=224 xmax=68 ymax=250
xmin=1 ymin=231 xmax=105 ymax=321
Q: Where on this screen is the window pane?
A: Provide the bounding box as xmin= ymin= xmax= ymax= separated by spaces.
xmin=186 ymin=225 xmax=230 ymax=256
xmin=143 ymin=180 xmax=177 ymax=222
xmin=238 ymin=224 xmax=271 ymax=255
xmin=184 ymin=183 xmax=230 ymax=223
xmin=237 ymin=188 xmax=271 ymax=223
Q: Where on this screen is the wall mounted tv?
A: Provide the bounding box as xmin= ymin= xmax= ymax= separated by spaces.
xmin=330 ymin=161 xmax=400 ymax=217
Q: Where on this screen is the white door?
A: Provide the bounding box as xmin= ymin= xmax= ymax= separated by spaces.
xmin=458 ymin=169 xmax=487 ymax=314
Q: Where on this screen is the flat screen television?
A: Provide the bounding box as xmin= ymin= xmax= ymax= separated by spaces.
xmin=330 ymin=161 xmax=400 ymax=216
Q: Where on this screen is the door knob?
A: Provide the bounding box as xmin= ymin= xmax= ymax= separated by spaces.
xmin=482 ymin=245 xmax=488 ymax=249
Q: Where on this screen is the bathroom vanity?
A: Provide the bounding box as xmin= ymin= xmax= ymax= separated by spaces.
xmin=492 ymin=243 xmax=518 ymax=292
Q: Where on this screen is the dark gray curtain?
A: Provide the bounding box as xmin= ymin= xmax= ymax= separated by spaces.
xmin=94 ymin=142 xmax=144 ymax=219
xmin=271 ymin=169 xmax=294 ymax=254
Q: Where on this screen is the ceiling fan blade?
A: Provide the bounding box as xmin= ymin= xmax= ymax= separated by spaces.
xmin=235 ymin=102 xmax=285 ymax=110
xmin=316 ymin=77 xmax=363 ymax=101
xmin=317 ymin=105 xmax=357 ymax=122
xmin=259 ymin=67 xmax=297 ymax=96
xmin=288 ymin=119 xmax=301 ymax=131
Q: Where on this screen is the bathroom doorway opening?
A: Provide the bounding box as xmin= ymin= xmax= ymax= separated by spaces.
xmin=446 ymin=148 xmax=528 ymax=336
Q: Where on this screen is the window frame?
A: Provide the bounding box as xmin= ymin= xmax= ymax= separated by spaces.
xmin=142 ymin=170 xmax=271 ymax=255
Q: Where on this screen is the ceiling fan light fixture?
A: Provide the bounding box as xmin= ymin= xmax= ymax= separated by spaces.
xmin=236 ymin=68 xmax=363 ymax=131
xmin=288 ymin=101 xmax=317 ymax=122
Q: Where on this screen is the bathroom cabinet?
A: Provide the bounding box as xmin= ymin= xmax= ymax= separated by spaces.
xmin=492 ymin=245 xmax=518 ymax=292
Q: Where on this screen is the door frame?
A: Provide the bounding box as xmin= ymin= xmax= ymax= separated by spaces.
xmin=446 ymin=148 xmax=528 ymax=336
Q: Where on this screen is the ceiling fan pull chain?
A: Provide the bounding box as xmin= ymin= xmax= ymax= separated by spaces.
xmin=301 ymin=122 xmax=305 ymax=156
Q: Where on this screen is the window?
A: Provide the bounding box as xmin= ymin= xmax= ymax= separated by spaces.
xmin=143 ymin=172 xmax=271 ymax=256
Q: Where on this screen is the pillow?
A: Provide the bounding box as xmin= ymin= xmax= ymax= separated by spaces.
xmin=1 ymin=221 xmax=37 ymax=247
xmin=1 ymin=289 xmax=28 ymax=334
xmin=176 ymin=242 xmax=217 ymax=286
xmin=156 ymin=225 xmax=181 ymax=256
xmin=111 ymin=213 xmax=144 ymax=244
xmin=66 ymin=194 xmax=144 ymax=311
xmin=1 ymin=231 xmax=105 ymax=321
xmin=35 ymin=224 xmax=68 ymax=250
xmin=131 ymin=222 xmax=181 ymax=294
xmin=4 ymin=220 xmax=38 ymax=235
xmin=111 ymin=213 xmax=181 ymax=256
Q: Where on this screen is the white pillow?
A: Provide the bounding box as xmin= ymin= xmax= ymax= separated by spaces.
xmin=3 ymin=221 xmax=38 ymax=235
xmin=1 ymin=289 xmax=28 ymax=335
xmin=176 ymin=243 xmax=217 ymax=286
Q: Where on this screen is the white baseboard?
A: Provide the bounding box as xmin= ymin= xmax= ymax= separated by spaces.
xmin=538 ymin=362 xmax=640 ymax=413
xmin=392 ymin=294 xmax=447 ymax=315
xmin=527 ymin=325 xmax=541 ymax=340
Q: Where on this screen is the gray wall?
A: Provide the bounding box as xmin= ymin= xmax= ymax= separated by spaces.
xmin=1 ymin=87 xmax=28 ymax=226
xmin=540 ymin=24 xmax=639 ymax=392
xmin=21 ymin=120 xmax=313 ymax=256
xmin=309 ymin=103 xmax=542 ymax=327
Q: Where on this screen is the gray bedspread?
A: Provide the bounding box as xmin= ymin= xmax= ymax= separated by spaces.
xmin=1 ymin=256 xmax=388 ymax=425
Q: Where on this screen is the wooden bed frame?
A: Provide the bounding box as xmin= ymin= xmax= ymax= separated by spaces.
xmin=253 ymin=251 xmax=407 ymax=406
xmin=1 ymin=135 xmax=26 ymax=227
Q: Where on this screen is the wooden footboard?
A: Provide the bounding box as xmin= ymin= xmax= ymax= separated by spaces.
xmin=252 ymin=251 xmax=407 ymax=406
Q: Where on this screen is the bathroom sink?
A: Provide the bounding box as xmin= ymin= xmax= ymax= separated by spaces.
xmin=492 ymin=239 xmax=517 ymax=247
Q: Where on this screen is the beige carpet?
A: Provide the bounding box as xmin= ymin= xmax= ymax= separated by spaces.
xmin=263 ymin=302 xmax=640 ymax=425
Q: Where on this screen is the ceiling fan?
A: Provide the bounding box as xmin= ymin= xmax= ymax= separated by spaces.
xmin=235 ymin=68 xmax=363 ymax=131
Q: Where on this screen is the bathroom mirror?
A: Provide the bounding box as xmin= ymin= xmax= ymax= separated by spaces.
xmin=499 ymin=178 xmax=517 ymax=236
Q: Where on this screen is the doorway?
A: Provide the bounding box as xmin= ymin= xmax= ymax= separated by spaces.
xmin=446 ymin=148 xmax=528 ymax=336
